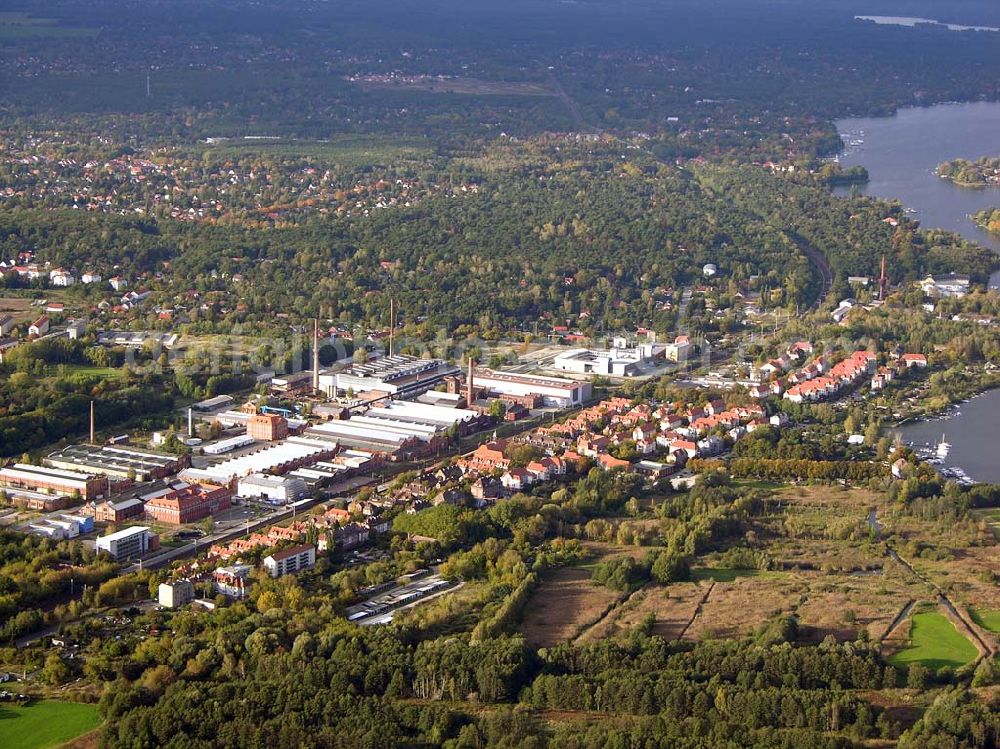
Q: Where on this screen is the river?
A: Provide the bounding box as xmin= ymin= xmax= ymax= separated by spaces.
xmin=834 ymin=102 xmax=1000 ymax=482
xmin=833 ymin=100 xmax=1000 ymax=289
xmin=892 ymin=389 xmax=1000 ymax=484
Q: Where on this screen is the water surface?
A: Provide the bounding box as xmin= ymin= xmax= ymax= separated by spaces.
xmin=834 ymin=101 xmax=1000 ymax=288
xmin=893 ymin=388 xmax=1000 ymax=484
xmin=855 ymin=15 xmax=999 ymax=32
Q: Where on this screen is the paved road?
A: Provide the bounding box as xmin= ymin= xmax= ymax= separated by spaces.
xmin=123 ymin=474 xmax=374 ymax=573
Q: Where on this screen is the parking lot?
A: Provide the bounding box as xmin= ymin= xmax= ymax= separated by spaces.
xmin=345 ymin=571 xmax=457 ymax=626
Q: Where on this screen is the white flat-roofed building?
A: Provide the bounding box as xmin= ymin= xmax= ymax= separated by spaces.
xmin=29 ymin=524 xmax=65 ymax=540
xmin=46 ymin=518 xmax=79 ymax=538
xmin=158 ymin=579 xmax=194 ymax=609
xmin=179 ymin=437 xmax=334 ymax=484
xmin=203 ymin=435 xmax=257 ymax=455
xmin=213 ymin=410 xmax=307 ymax=431
xmin=320 ymin=355 xmax=459 ymax=399
xmin=366 ymin=400 xmax=478 ymax=429
xmin=237 ymin=473 xmax=308 ymax=504
xmin=97 ymin=331 xmax=178 ymax=349
xmin=919 ymin=273 xmax=971 ymax=298
xmin=96 ymin=526 xmax=151 ymax=561
xmin=553 ymin=339 xmax=678 ymax=378
xmin=470 ymin=368 xmax=592 ymax=407
xmin=263 ymin=544 xmax=316 ymax=578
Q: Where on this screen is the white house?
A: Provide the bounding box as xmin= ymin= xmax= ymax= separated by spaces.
xmin=263 ymin=544 xmax=316 ymax=578
xmin=28 ymin=315 xmax=49 ymax=336
xmin=49 ymin=268 xmax=76 ymax=287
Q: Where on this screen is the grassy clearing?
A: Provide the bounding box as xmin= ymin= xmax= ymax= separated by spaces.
xmin=0 ymin=700 xmax=100 ymax=749
xmin=888 ymin=611 xmax=978 ymax=670
xmin=46 ymin=365 xmax=123 ymax=380
xmin=520 ymin=543 xmax=649 ymax=647
xmin=0 ymin=13 xmax=97 ymax=39
xmin=691 ymin=568 xmax=760 ymax=583
xmin=202 ymin=135 xmax=433 ymax=168
xmin=970 ymin=608 xmax=1000 ymax=634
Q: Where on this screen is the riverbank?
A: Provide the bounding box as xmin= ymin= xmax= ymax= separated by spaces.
xmin=972 ymin=207 xmax=1000 ymax=234
xmin=936 ymin=156 xmax=1000 ymax=189
xmin=893 ymin=385 xmax=1000 ymax=484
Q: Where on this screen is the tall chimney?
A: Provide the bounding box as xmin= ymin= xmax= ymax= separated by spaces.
xmin=466 ymin=357 xmax=475 ymax=407
xmin=879 ymin=254 xmax=887 ymax=301
xmin=312 ymin=318 xmax=320 ymax=394
xmin=89 ymin=400 xmax=95 ymax=444
xmin=188 ymin=407 xmax=194 ymax=437
xmin=389 ymin=298 xmax=394 ymax=357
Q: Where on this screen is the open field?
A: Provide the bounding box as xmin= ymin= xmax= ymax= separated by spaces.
xmin=887 ymin=611 xmax=979 ymax=670
xmin=44 ymin=366 xmax=123 ymax=382
xmin=0 ymin=297 xmax=39 ymax=325
xmin=691 ymin=567 xmax=760 ymax=583
xmin=576 ymin=581 xmax=706 ymax=643
xmin=202 ymin=136 xmax=434 ymax=169
xmin=970 ymin=608 xmax=1000 ymax=634
xmin=0 ymin=700 xmax=101 ymax=749
xmin=684 ymin=572 xmax=798 ymax=640
xmin=520 ymin=543 xmax=649 ymax=647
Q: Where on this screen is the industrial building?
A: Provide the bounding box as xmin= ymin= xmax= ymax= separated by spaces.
xmin=303 ymin=401 xmax=477 ymax=458
xmin=178 ymin=437 xmax=336 ymax=485
xmin=552 ymin=336 xmax=690 ymax=377
xmin=142 ymin=481 xmax=233 ymax=525
xmin=237 ymin=474 xmax=308 ymax=504
xmin=213 ymin=410 xmax=308 ymax=433
xmin=203 ymin=435 xmax=256 ymax=456
xmin=263 ymin=544 xmax=316 ymax=578
xmin=318 ymin=355 xmax=459 ymax=399
xmin=287 ymin=451 xmax=376 ymax=487
xmin=0 ymin=463 xmax=106 ymax=501
xmin=45 ymin=444 xmax=187 ymax=482
xmin=191 ymin=394 xmax=235 ymax=412
xmin=247 ymin=413 xmax=289 ymax=441
xmin=97 ymin=331 xmax=179 ymax=349
xmin=464 ymin=368 xmax=592 ymax=408
xmin=96 ymin=526 xmax=154 ymax=561
xmin=92 ymin=497 xmax=144 ymax=523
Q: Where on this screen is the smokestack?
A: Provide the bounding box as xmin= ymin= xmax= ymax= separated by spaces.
xmin=89 ymin=400 xmax=95 ymax=444
xmin=312 ymin=319 xmax=320 ymax=394
xmin=188 ymin=408 xmax=194 ymax=437
xmin=879 ymin=254 xmax=887 ymax=301
xmin=467 ymin=357 xmax=475 ymax=407
xmin=389 ymin=298 xmax=394 ymax=357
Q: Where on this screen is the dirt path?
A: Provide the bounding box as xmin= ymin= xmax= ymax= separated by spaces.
xmin=573 ymin=584 xmax=648 ymax=644
xmin=879 ymin=599 xmax=916 ymax=643
xmin=677 ymin=582 xmax=715 ymax=640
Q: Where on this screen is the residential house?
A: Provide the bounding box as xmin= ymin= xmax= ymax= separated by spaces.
xmin=28 ymin=316 xmax=49 ymax=336
xmin=263 ymin=544 xmax=316 ymax=578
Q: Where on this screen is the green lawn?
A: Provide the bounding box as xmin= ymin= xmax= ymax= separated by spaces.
xmin=888 ymin=611 xmax=979 ymax=670
xmin=0 ymin=700 xmax=100 ymax=749
xmin=970 ymin=608 xmax=1000 ymax=635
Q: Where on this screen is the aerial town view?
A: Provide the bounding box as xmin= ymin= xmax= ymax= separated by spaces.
xmin=0 ymin=0 xmax=999 ymax=747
